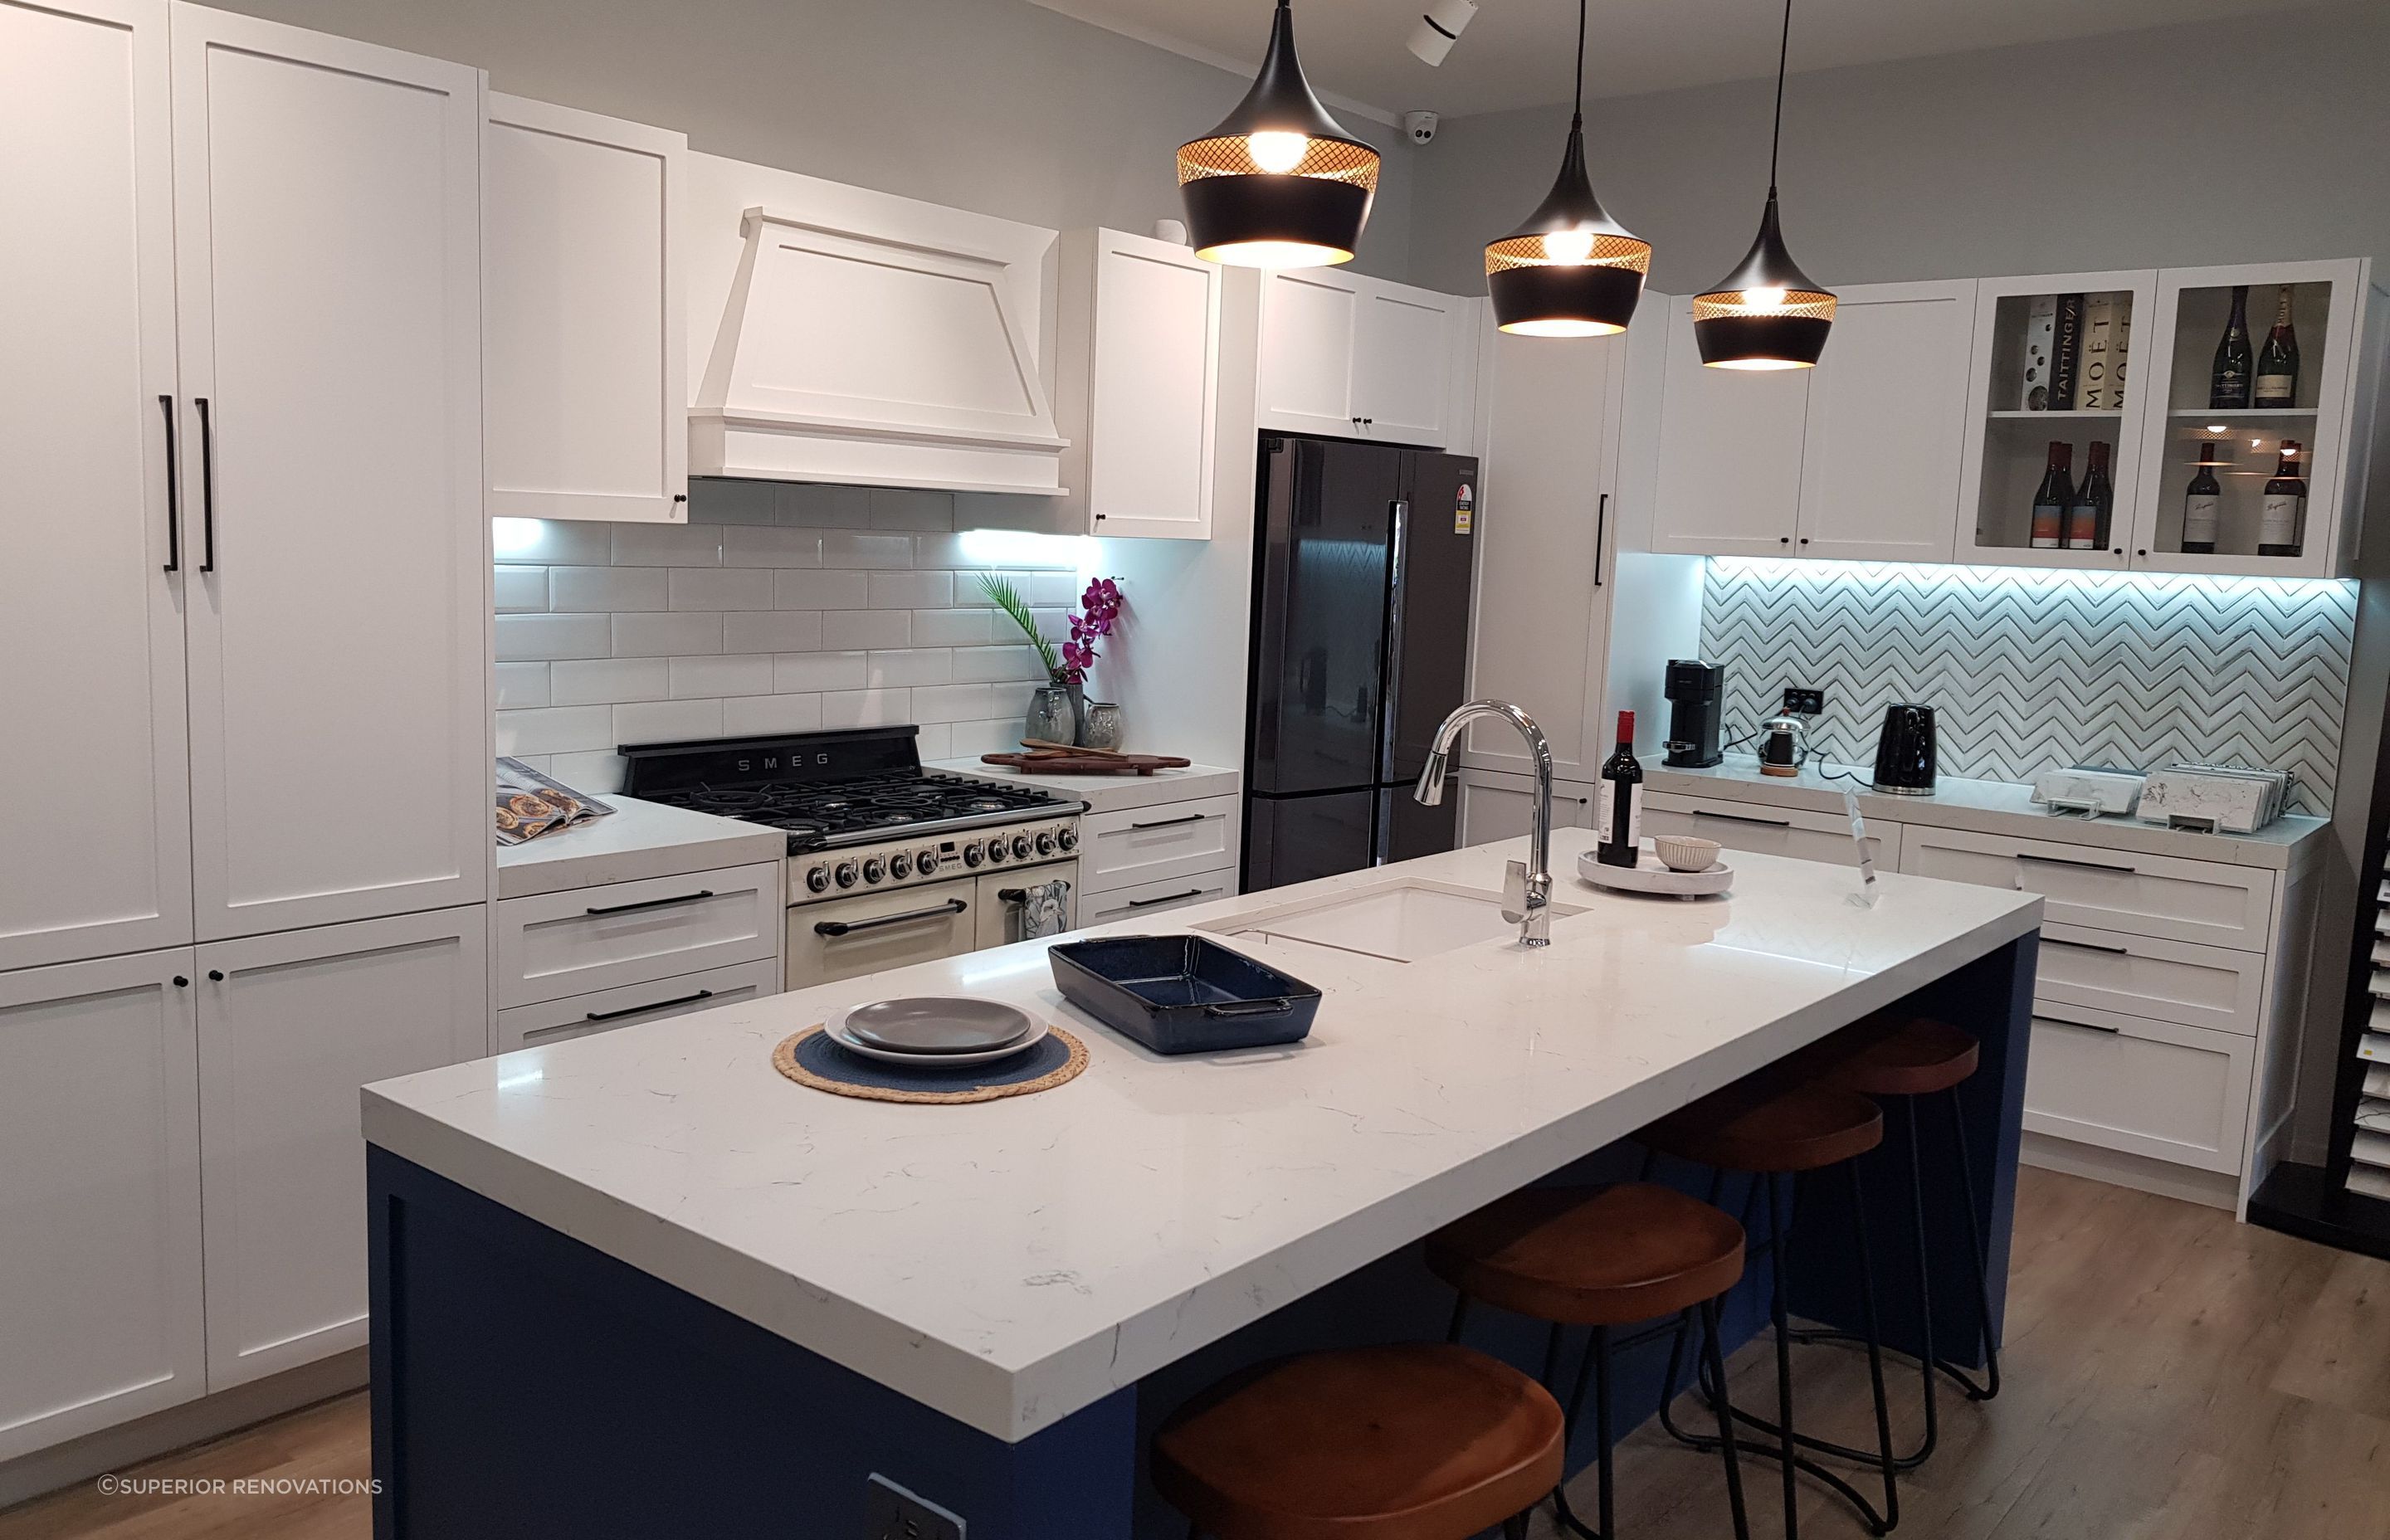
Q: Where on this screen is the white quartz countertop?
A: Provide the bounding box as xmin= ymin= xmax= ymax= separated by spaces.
xmin=929 ymin=755 xmax=1240 ymax=814
xmin=366 ymin=828 xmax=2038 ymax=1442
xmin=1651 ymin=757 xmax=2328 ymax=872
xmin=495 ymin=794 xmax=787 ymax=899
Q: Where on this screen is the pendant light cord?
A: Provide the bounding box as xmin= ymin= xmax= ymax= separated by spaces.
xmin=1766 ymin=0 xmax=1792 ymax=194
xmin=1571 ymin=0 xmax=1587 ymax=129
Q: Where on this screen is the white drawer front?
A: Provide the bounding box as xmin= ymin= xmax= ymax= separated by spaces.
xmin=1901 ymin=826 xmax=2273 ymax=951
xmin=1079 ymin=797 xmax=1240 ymax=894
xmin=2036 ymin=923 xmax=2264 ymax=1037
xmin=2023 ymin=1003 xmax=2251 ymax=1173
xmin=496 ymin=862 xmax=781 ymax=1008
xmin=495 ymin=958 xmax=780 ymax=1053
xmin=1080 ymin=867 xmax=1237 ymax=928
xmin=1643 ymin=794 xmax=1900 ymax=872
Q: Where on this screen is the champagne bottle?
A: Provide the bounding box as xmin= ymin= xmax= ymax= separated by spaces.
xmin=1596 ymin=711 xmax=1643 ymax=869
xmin=2258 ymin=440 xmax=2308 ymax=558
xmin=2065 ymin=441 xmax=2114 ymax=550
xmin=2255 ymin=286 xmax=2300 ymax=407
xmin=2030 ymin=441 xmax=2075 ymax=549
xmin=2181 ymin=443 xmax=2223 ymax=554
xmin=2211 ymin=285 xmax=2253 ymax=408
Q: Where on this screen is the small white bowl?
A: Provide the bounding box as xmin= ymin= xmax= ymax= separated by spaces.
xmin=1652 ymin=835 xmax=1723 ymax=873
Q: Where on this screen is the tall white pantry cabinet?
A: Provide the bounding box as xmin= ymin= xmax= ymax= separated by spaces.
xmin=0 ymin=0 xmax=490 ymax=1461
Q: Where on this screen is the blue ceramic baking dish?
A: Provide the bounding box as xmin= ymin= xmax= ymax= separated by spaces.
xmin=1046 ymin=934 xmax=1321 ymax=1055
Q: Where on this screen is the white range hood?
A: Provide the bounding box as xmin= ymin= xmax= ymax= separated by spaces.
xmin=686 ymin=154 xmax=1068 ymax=496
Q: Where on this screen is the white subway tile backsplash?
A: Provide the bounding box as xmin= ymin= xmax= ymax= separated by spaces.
xmin=495 ymin=704 xmax=614 ymax=757
xmin=866 ymin=488 xmax=956 ymax=531
xmin=776 ymin=483 xmax=872 ymax=527
xmin=869 ymin=569 xmax=953 ymax=609
xmin=950 ymin=645 xmax=1045 ymax=684
xmin=668 ymin=568 xmax=776 ymax=612
xmin=551 ymin=565 xmax=667 ymax=612
xmin=495 ymin=661 xmax=551 ymax=709
xmin=1007 ymin=570 xmax=1080 ymax=606
xmin=776 ymin=569 xmax=872 ymax=610
xmin=551 ymin=657 xmax=671 ymax=706
xmin=496 ymin=612 xmax=611 ymax=662
xmin=911 ymin=723 xmax=954 ymax=760
xmin=612 ymin=612 xmax=723 ymax=657
xmin=774 ymin=651 xmax=868 ymax=693
xmin=818 ymin=532 xmax=915 ymax=569
xmin=863 ymin=649 xmax=953 ymax=688
xmin=547 ymin=751 xmax=627 ymax=795
xmin=686 ymin=478 xmax=777 ymax=525
xmin=910 ymin=682 xmax=1011 ymax=724
xmin=494 ymin=519 xmax=609 ymax=567
xmin=821 ymin=688 xmax=912 ymax=729
xmin=721 ymin=525 xmax=825 ymax=568
xmin=669 ymin=654 xmax=775 ymax=699
xmin=723 ymin=610 xmax=824 ymax=654
xmin=613 ymin=523 xmax=719 ymax=568
xmin=910 ymin=608 xmax=993 ymax=647
xmin=615 ymin=698 xmax=723 ymax=743
xmin=915 ymin=532 xmax=1081 ymax=571
xmin=949 ymin=716 xmax=1027 ymax=758
xmin=722 ymin=693 xmax=825 ymax=736
xmin=494 ymin=565 xmax=549 ymax=613
xmin=822 ymin=609 xmax=911 ymax=651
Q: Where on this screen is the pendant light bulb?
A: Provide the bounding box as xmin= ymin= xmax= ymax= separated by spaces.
xmin=1481 ymin=0 xmax=1650 ymax=337
xmin=1176 ymin=2 xmax=1381 ymax=269
xmin=1693 ymin=0 xmax=1836 ymax=368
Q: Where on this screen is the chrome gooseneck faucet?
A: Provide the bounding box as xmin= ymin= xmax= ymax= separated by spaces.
xmin=1414 ymin=699 xmax=1554 ymax=948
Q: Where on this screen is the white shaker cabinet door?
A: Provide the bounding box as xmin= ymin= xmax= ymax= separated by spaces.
xmin=1066 ymin=228 xmax=1218 ymax=539
xmin=0 ymin=0 xmax=194 ymax=972
xmin=170 ymin=6 xmax=490 ymax=938
xmin=0 ymin=948 xmax=204 ymax=1461
xmin=485 ymin=93 xmax=688 ymax=523
xmin=1650 ymin=299 xmax=1811 ymax=556
xmin=1353 ymin=280 xmax=1456 ymax=446
xmin=1256 ymin=267 xmax=1363 ymax=437
xmin=1792 ymin=280 xmax=1975 ymax=562
xmin=196 ymin=907 xmax=487 ymax=1388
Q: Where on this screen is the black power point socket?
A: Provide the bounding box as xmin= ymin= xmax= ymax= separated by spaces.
xmin=1782 ymin=687 xmax=1825 ymax=717
xmin=865 ymin=1474 xmax=966 ymax=1540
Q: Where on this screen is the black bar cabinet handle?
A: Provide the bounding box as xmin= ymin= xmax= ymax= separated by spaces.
xmin=2039 ymin=1009 xmax=2122 ymax=1035
xmin=2046 ymin=936 xmax=2131 ymax=956
xmin=1130 ymin=812 xmax=1205 ymax=831
xmin=2016 ymin=852 xmax=2136 ymax=875
xmin=159 ymin=396 xmax=182 ymax=573
xmin=996 ymin=887 xmax=1027 ymax=903
xmin=813 ymin=899 xmax=967 ymax=938
xmin=1127 ymin=888 xmax=1207 ymax=909
xmin=586 ymin=988 xmax=713 ymax=1024
xmin=194 ymin=397 xmax=217 ymax=573
xmin=1592 ymin=492 xmax=1608 ymax=587
xmin=585 ymin=889 xmax=712 ymax=918
xmin=1692 ymin=808 xmax=1792 ymax=828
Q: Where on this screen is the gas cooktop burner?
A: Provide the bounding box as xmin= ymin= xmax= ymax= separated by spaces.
xmin=632 ymin=764 xmax=1076 ymax=851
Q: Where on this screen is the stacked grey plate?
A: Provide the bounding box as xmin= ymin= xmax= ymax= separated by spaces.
xmin=826 ymin=997 xmax=1046 ymax=1066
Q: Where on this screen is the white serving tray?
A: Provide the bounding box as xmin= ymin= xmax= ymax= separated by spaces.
xmin=1576 ymin=848 xmax=1734 ymax=898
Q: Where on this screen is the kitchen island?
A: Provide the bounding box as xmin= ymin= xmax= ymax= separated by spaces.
xmin=361 ymin=829 xmax=2040 ymax=1538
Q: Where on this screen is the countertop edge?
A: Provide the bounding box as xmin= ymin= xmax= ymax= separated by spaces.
xmin=495 ymin=796 xmax=789 ymax=900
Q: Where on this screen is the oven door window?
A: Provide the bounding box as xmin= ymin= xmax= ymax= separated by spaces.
xmin=788 ymin=876 xmax=980 ymax=987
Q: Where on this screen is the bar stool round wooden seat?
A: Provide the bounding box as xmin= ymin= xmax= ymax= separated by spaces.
xmin=1151 ymin=1343 xmax=1564 ymax=1540
xmin=1427 ymin=1182 xmax=1753 ymax=1540
xmin=1641 ymin=1081 xmax=1900 ymax=1538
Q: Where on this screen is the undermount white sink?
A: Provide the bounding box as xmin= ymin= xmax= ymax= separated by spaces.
xmin=1200 ymin=877 xmax=1585 ymax=963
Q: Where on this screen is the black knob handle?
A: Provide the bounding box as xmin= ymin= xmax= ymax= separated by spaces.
xmin=1798 ymin=537 xmax=1810 ymax=545
xmin=207 ymin=970 xmax=224 ymax=982
xmin=1779 ymin=535 xmax=1791 ymax=544
xmin=173 ymin=976 xmax=189 ymax=987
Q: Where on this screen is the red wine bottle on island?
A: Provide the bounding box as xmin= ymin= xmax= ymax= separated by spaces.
xmin=2211 ymin=285 xmax=2254 ymax=407
xmin=2031 ymin=441 xmax=2075 ymax=549
xmin=2255 ymin=286 xmax=2300 ymax=407
xmin=2259 ymin=440 xmax=2308 ymax=558
xmin=2064 ymin=441 xmax=2114 ymax=551
xmin=2181 ymin=443 xmax=2223 ymax=553
xmin=1596 ymin=711 xmax=1644 ymax=869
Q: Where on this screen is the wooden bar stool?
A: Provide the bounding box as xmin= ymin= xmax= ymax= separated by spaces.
xmin=1427 ymin=1182 xmax=1753 ymax=1540
xmin=1640 ymin=1079 xmax=1900 ymax=1538
xmin=1799 ymin=1013 xmax=2002 ymax=1471
xmin=1151 ymin=1343 xmax=1563 ymax=1540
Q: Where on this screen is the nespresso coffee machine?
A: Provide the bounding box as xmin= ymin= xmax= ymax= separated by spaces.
xmin=1663 ymin=660 xmax=1726 ymax=768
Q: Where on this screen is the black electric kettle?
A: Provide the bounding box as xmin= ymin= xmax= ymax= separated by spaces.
xmin=1871 ymin=704 xmax=1938 ymax=795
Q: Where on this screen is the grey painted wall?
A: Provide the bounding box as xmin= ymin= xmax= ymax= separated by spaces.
xmin=1407 ymin=1 xmax=2390 ymax=295
xmin=207 ymin=0 xmax=1418 ymax=282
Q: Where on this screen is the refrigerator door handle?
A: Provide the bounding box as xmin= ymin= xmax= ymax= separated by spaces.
xmin=1593 ymin=492 xmax=1608 ymax=587
xmin=1373 ymin=498 xmax=1410 ymax=865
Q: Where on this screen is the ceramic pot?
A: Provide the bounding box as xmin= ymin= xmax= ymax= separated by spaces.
xmin=1065 ymin=680 xmax=1088 ymax=745
xmin=1026 ymin=685 xmax=1075 ymax=746
xmin=1080 ymin=700 xmax=1124 ymax=751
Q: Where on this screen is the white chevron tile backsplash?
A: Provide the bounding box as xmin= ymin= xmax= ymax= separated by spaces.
xmin=1698 ymin=559 xmax=2355 ymax=816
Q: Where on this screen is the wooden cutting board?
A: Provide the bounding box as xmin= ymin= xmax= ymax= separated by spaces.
xmin=980 ymin=751 xmax=1193 ymax=777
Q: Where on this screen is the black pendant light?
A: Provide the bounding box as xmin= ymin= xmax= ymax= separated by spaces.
xmin=1693 ymin=0 xmax=1836 ymax=368
xmin=1483 ymin=0 xmax=1649 ymax=336
xmin=1177 ymin=1 xmax=1381 ymax=269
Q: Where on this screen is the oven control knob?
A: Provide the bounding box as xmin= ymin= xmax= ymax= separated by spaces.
xmin=1010 ymin=835 xmax=1032 ymax=860
xmin=916 ymin=849 xmax=940 ymax=877
xmin=961 ymin=843 xmax=983 ymax=868
xmin=861 ymin=857 xmax=886 ymax=885
xmin=888 ymin=852 xmax=912 ymax=880
xmin=986 ymin=841 xmax=1007 ymax=863
xmin=1056 ymin=826 xmax=1078 ymax=852
xmin=804 ymin=865 xmax=832 ymax=894
xmin=1034 ymin=831 xmax=1056 ymax=857
xmin=833 ymin=860 xmax=860 ymax=889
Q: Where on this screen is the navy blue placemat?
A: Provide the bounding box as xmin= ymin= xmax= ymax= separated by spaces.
xmin=773 ymin=1025 xmax=1085 ymax=1104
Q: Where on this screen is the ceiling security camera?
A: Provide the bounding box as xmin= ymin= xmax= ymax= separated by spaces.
xmin=1403 ymin=110 xmax=1439 ymax=145
xmin=1407 ymin=0 xmax=1478 ymax=66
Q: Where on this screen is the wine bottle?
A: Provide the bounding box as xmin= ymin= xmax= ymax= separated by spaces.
xmin=2211 ymin=285 xmax=2253 ymax=408
xmin=1596 ymin=710 xmax=1643 ymax=869
xmin=2181 ymin=443 xmax=2223 ymax=554
xmin=2258 ymin=440 xmax=2308 ymax=558
xmin=2065 ymin=441 xmax=2114 ymax=550
xmin=2030 ymin=441 xmax=2075 ymax=549
xmin=2255 ymin=286 xmax=2300 ymax=407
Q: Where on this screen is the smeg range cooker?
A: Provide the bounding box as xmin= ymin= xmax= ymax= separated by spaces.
xmin=620 ymin=728 xmax=1083 ymax=986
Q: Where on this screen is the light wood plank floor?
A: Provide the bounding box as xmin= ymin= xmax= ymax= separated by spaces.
xmin=5 ymin=1167 xmax=2388 ymax=1539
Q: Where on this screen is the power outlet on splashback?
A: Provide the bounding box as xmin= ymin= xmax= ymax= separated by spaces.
xmin=1783 ymin=687 xmax=1825 ymax=717
xmin=865 ymin=1474 xmax=965 ymax=1540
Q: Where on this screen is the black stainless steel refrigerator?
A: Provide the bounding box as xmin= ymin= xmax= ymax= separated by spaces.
xmin=1242 ymin=434 xmax=1480 ymax=892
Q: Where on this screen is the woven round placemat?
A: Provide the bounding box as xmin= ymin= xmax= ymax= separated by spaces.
xmin=772 ymin=1023 xmax=1086 ymax=1104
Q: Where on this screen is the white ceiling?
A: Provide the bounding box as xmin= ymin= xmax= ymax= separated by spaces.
xmin=1031 ymin=0 xmax=2318 ymax=122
